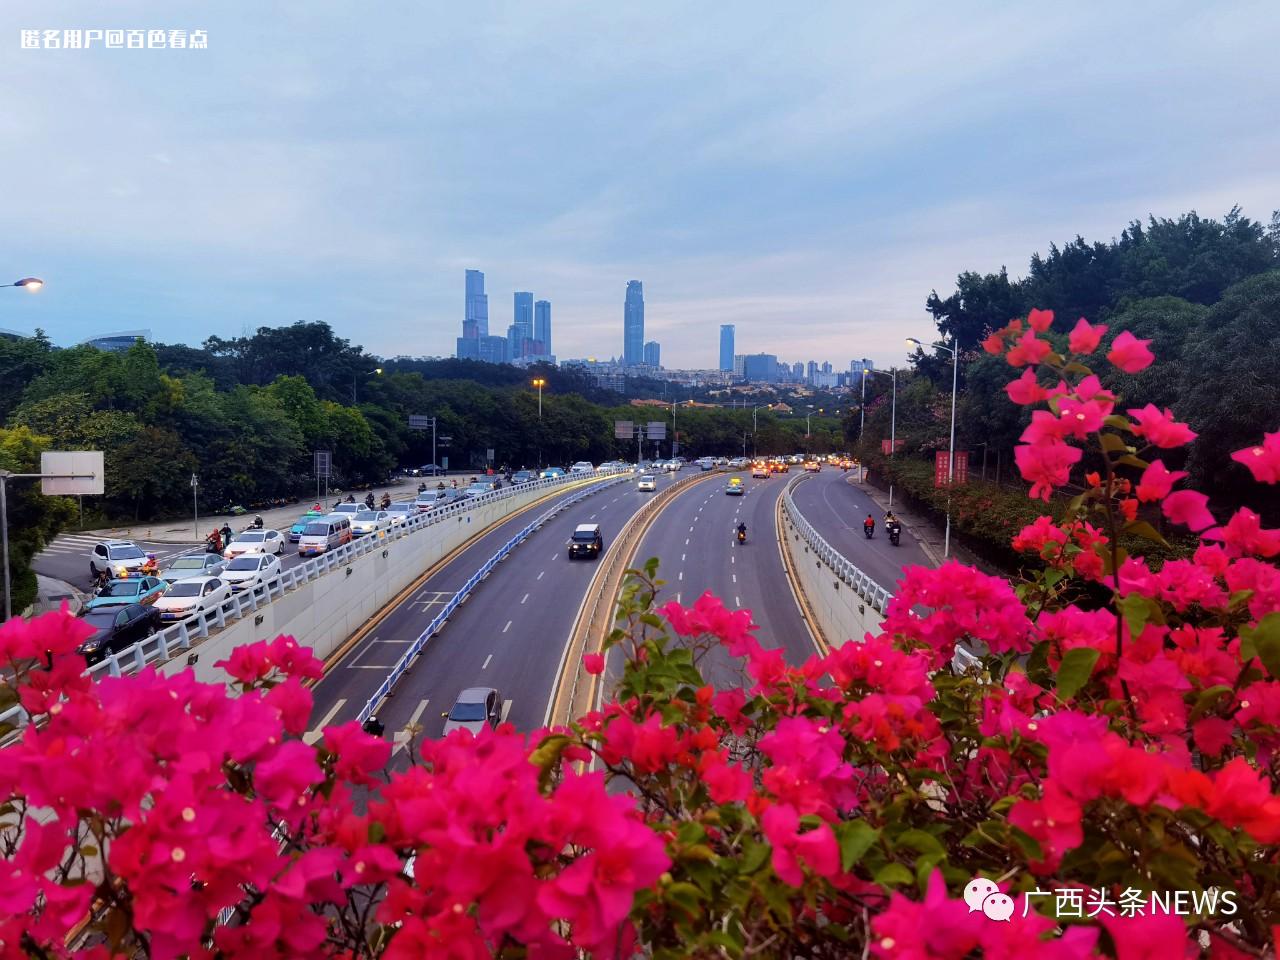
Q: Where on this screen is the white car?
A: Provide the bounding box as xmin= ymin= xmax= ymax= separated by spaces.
xmin=569 ymin=461 xmax=595 ymax=474
xmin=89 ymin=540 xmax=148 ymax=578
xmin=637 ymin=474 xmax=657 ymax=492
xmin=351 ymin=510 xmax=392 ymax=537
xmin=221 ymin=554 xmax=282 ymax=593
xmin=662 ymin=460 xmax=682 ymax=473
xmin=223 ymin=529 xmax=285 ymax=558
xmin=153 ymin=576 xmax=231 ymax=622
xmin=384 ymin=502 xmax=416 ymax=526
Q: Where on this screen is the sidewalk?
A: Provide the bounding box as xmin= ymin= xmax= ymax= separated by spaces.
xmin=84 ymin=477 xmax=444 ymax=544
xmin=26 ymin=574 xmax=84 ymax=616
xmin=848 ymin=473 xmax=997 ymax=575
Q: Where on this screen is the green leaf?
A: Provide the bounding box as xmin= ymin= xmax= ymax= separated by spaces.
xmin=1188 ymin=685 xmax=1233 ymax=723
xmin=528 ymin=734 xmax=570 ymax=789
xmin=1099 ymin=432 xmax=1130 ymax=454
xmin=895 ymin=828 xmax=946 ymax=860
xmin=1116 ymin=454 xmax=1150 ymax=470
xmin=738 ymin=838 xmax=771 ymax=875
xmin=873 ymin=862 xmax=914 ymax=888
xmin=1116 ymin=592 xmax=1153 ymax=637
xmin=836 ymin=819 xmax=879 ymax=872
xmin=1056 ymin=647 xmax=1101 ymax=701
xmin=1104 ymin=415 xmax=1133 ymax=433
xmin=1240 ymin=612 xmax=1280 ymax=679
xmin=1123 ymin=520 xmax=1169 ymax=547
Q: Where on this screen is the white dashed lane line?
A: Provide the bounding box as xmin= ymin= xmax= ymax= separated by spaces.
xmin=521 ymin=593 xmax=529 ymax=604
xmin=482 ymin=654 xmax=493 ymax=670
xmin=304 ymin=699 xmax=347 ymax=745
xmin=503 ymin=620 xmax=512 ymax=633
xmin=537 ymin=570 xmax=544 ymax=580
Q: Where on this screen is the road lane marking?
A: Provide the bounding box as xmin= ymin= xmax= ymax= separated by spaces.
xmin=681 ymin=553 xmax=685 ymax=561
xmin=482 ymin=654 xmax=493 ymax=670
xmin=521 ymin=593 xmax=529 ymax=604
xmin=537 ymin=570 xmax=545 ymax=580
xmin=678 ymin=571 xmax=683 ymax=581
xmin=732 ymin=574 xmax=737 ymax=583
xmin=590 ymin=513 xmax=597 ymax=519
xmin=500 ymin=699 xmax=513 ymax=723
xmin=735 ymin=596 xmax=741 ymax=607
xmin=304 ymin=698 xmax=347 ymax=744
xmin=503 ymin=620 xmax=512 ymax=633
xmin=685 ymin=538 xmax=689 ymax=546
xmin=392 ymin=699 xmax=430 ymax=756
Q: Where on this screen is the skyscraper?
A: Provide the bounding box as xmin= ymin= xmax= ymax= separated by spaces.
xmin=464 ymin=269 xmax=488 ymax=338
xmin=643 ymin=341 xmax=661 ymax=367
xmin=534 ymin=300 xmax=551 ymax=355
xmin=623 ymin=281 xmax=644 ymax=365
xmin=806 ymin=360 xmax=818 ymax=383
xmin=742 ymin=353 xmax=779 ymax=383
xmin=719 ymin=324 xmax=735 ymax=371
xmin=511 ymin=291 xmax=534 ymax=359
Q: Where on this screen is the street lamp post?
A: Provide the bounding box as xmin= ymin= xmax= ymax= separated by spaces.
xmin=1 ymin=277 xmax=43 ymax=291
xmin=352 ymin=367 xmax=382 ymax=404
xmin=859 ymin=358 xmax=869 ymax=443
xmin=906 ymin=336 xmax=959 ymax=557
xmin=531 ymin=378 xmax=546 ymax=419
xmin=805 ymin=407 xmax=823 ymax=438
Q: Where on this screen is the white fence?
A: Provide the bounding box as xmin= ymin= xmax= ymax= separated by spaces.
xmin=2 ymin=471 xmax=626 ymax=729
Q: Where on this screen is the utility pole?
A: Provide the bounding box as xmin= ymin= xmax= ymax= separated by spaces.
xmin=191 ymin=474 xmax=199 ymax=542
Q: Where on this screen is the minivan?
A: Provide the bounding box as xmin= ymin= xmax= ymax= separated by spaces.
xmin=297 ymin=515 xmax=353 ymax=556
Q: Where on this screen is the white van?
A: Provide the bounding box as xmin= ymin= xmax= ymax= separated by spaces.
xmin=297 ymin=515 xmax=354 ymax=557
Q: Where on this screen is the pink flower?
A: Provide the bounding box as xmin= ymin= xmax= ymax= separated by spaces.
xmin=871 ymin=871 xmax=983 ymax=959
xmin=323 ymin=722 xmax=392 ymax=785
xmin=1006 ymin=329 xmax=1051 ymax=368
xmin=1127 ymin=404 xmax=1197 ymax=448
xmin=761 ymin=804 xmax=839 ymax=887
xmin=1027 ymin=308 xmax=1055 ymax=332
xmin=1004 ymin=368 xmax=1048 ymax=405
xmin=1015 ymin=441 xmax=1082 ymax=501
xmin=253 ymin=740 xmax=325 ymax=811
xmin=1135 ymin=460 xmax=1187 ymax=502
xmin=1231 ymin=430 xmax=1280 ymax=483
xmin=1212 ymin=507 xmax=1280 ymax=558
xmin=1056 ymin=396 xmax=1111 ymax=439
xmin=1012 ymin=516 xmax=1069 ymax=556
xmin=1068 ymin=317 xmax=1107 ymax=354
xmin=263 ymin=677 xmax=313 ymax=735
xmin=659 ymin=591 xmax=758 ymax=657
xmin=1008 ymin=780 xmax=1083 ymax=873
xmin=1099 ymin=909 xmax=1196 ymax=960
xmin=1107 ymin=330 xmax=1155 ymax=373
xmin=582 ymin=652 xmax=605 ymax=675
xmin=1162 ymin=490 xmax=1216 ymax=532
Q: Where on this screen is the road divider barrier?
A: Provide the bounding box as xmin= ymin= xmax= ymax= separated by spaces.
xmin=779 ymin=475 xmax=890 ymax=647
xmin=355 ymin=474 xmax=628 ymax=725
xmin=1 ymin=471 xmax=628 ymax=730
xmin=547 ymin=471 xmax=719 ymax=728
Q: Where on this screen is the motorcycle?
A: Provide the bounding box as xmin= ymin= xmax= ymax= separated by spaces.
xmin=863 ymin=524 xmax=875 ymax=540
xmin=248 ymin=515 xmax=264 ymax=530
xmin=888 ymin=523 xmax=901 ymax=546
xmin=736 ymin=528 xmax=747 ymax=545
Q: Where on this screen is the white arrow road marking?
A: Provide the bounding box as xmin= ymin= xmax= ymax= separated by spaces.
xmin=304 ymin=698 xmax=347 ymax=745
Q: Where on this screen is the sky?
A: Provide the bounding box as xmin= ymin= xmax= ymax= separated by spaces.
xmin=2 ymin=1 xmax=1278 ymax=371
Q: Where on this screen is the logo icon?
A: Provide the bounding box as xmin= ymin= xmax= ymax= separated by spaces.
xmin=964 ymin=877 xmax=1014 ymax=922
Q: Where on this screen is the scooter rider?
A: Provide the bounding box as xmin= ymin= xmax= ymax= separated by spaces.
xmin=863 ymin=514 xmax=875 ymax=538
xmin=736 ymin=521 xmax=747 ymax=543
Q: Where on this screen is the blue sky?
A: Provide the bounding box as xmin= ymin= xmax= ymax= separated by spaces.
xmin=2 ymin=1 xmax=1277 ymax=370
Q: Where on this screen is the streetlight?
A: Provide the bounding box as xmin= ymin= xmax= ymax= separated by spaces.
xmin=1 ymin=277 xmax=43 ymax=291
xmin=805 ymin=407 xmax=823 ymax=438
xmin=859 ymin=358 xmax=869 ymax=442
xmin=531 ymin=378 xmax=546 ymax=420
xmin=906 ymin=336 xmax=959 ymax=558
xmin=352 ymin=368 xmax=382 ymax=404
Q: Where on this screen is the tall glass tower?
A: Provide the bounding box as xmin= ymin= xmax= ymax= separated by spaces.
xmin=512 ymin=292 xmax=534 ymax=358
xmin=719 ymin=324 xmax=735 ymax=371
xmin=623 ymin=281 xmax=644 ymax=365
xmin=464 ymin=269 xmax=488 ymax=338
xmin=534 ymin=300 xmax=551 ymax=355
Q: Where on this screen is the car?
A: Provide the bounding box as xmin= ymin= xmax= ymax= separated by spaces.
xmin=567 ymin=522 xmax=603 ymax=560
xmin=570 ymin=461 xmax=595 ymax=474
xmin=89 ymin=539 xmax=148 ymax=578
xmin=729 ymin=458 xmax=749 ymax=470
xmin=351 ymin=510 xmax=393 ymax=537
xmin=330 ymin=502 xmax=364 ymax=517
xmin=415 ymin=489 xmax=451 ymax=512
xmin=441 ymin=687 xmax=503 ymax=737
xmin=223 ymin=529 xmax=285 ymax=558
xmin=289 ymin=510 xmax=327 ymax=543
xmin=752 ymin=463 xmax=770 ymax=479
xmin=697 ymin=458 xmax=714 ymax=471
xmin=725 ymin=479 xmax=745 ymax=496
xmin=540 ymin=467 xmax=565 ymax=479
xmin=716 ymin=457 xmax=729 ymax=467
xmin=84 ymin=576 xmax=168 ymax=611
xmin=466 ymin=481 xmax=497 ymax=497
xmin=511 ymin=469 xmax=537 ymax=484
xmin=221 ymin=554 xmax=282 ymax=593
xmin=636 ymin=474 xmax=657 ymax=492
xmin=769 ymin=461 xmax=790 ymax=474
xmin=804 ymin=460 xmax=821 ymax=473
xmin=160 ymin=553 xmax=226 ymax=583
xmin=418 ymin=463 xmax=447 ymax=477
xmin=153 ymin=576 xmax=231 ymax=622
xmin=384 ymin=502 xmax=416 ymax=525
xmin=662 ymin=459 xmax=682 ymax=473
xmin=76 ymin=603 xmax=161 ymax=665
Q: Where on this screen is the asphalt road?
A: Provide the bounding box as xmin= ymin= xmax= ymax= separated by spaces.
xmin=786 ymin=469 xmax=933 ymax=593
xmin=620 ymin=469 xmax=818 ymax=689
xmin=304 ymin=472 xmax=678 ymax=746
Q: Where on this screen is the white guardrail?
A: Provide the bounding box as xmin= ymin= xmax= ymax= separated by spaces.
xmin=1 ymin=470 xmax=627 ymax=730
xmin=356 ymin=473 xmax=628 ymax=724
xmin=781 ymin=475 xmax=892 ymax=614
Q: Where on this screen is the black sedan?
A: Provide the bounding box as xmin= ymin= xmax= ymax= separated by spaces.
xmin=77 ymin=603 xmax=161 ymax=665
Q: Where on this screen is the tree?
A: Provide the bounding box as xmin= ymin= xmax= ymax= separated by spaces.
xmin=0 ymin=426 xmax=74 ymax=613
xmin=111 ymin=426 xmax=199 ymax=521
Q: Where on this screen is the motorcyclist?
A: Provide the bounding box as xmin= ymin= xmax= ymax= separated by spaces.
xmin=250 ymin=515 xmax=264 ymax=529
xmin=141 ymin=553 xmax=159 ymax=577
xmin=345 ymin=494 xmax=356 ymax=504
xmin=417 ymin=482 xmax=427 ymax=494
xmin=863 ymin=514 xmax=875 ymax=538
xmin=736 ymin=521 xmax=747 ymax=542
xmin=207 ymin=529 xmax=223 ymax=553
xmin=437 ymin=480 xmax=446 ymax=490
xmin=380 ymin=493 xmax=392 ymax=510
xmin=364 ymin=492 xmax=376 ymax=510
xmin=220 ymin=522 xmax=234 ymax=549
xmin=312 ymin=502 xmax=323 ymax=512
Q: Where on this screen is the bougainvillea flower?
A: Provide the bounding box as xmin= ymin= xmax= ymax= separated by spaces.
xmin=1068 ymin=317 xmax=1107 ymax=354
xmin=1006 ymin=329 xmax=1051 ymax=367
xmin=1015 ymin=441 xmax=1082 ymax=500
xmin=1231 ymin=430 xmax=1280 ymax=483
xmin=1162 ymin=490 xmax=1216 ymax=532
xmin=1127 ymin=404 xmax=1197 ymax=448
xmin=1106 ymin=330 xmax=1155 ymax=373
xmin=1135 ymin=460 xmax=1187 ymax=502
xmin=1005 ymin=368 xmax=1049 ymax=405
xmin=1027 ymin=308 xmax=1055 ymax=332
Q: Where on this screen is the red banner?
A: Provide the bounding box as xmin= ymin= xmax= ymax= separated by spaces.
xmin=881 ymin=439 xmax=905 ymax=455
xmin=935 ymin=450 xmax=969 ymax=486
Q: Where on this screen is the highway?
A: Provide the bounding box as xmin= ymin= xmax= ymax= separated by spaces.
xmin=304 ymin=471 xmax=678 ymax=744
xmin=786 ymin=468 xmax=933 ymax=594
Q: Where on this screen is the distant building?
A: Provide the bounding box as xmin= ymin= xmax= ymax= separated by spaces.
xmin=464 ymin=269 xmax=489 ymax=338
xmin=821 ymin=361 xmax=833 ymax=375
xmin=479 ymin=335 xmax=509 ymax=364
xmin=623 ymin=281 xmax=644 ymax=365
xmin=643 ymin=340 xmax=661 ymax=368
xmin=742 ymin=353 xmax=779 ymax=383
xmin=850 ymin=358 xmax=875 ymax=377
xmin=534 ymin=299 xmax=552 ymax=356
xmin=456 ymin=336 xmax=480 ymax=360
xmin=790 ymin=361 xmax=804 ymax=380
xmin=510 ymin=292 xmax=534 ymax=360
xmin=733 ymin=354 xmax=746 ymax=380
xmin=813 ymin=372 xmax=840 ymax=389
xmin=806 ymin=360 xmax=818 ymax=383
xmin=719 ymin=324 xmax=735 ymax=371
xmin=83 ymin=330 xmax=150 ymax=352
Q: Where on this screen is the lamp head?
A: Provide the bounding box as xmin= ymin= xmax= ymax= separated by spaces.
xmin=14 ymin=277 xmax=43 ymax=291
xmin=905 ymin=337 xmax=921 ymax=349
